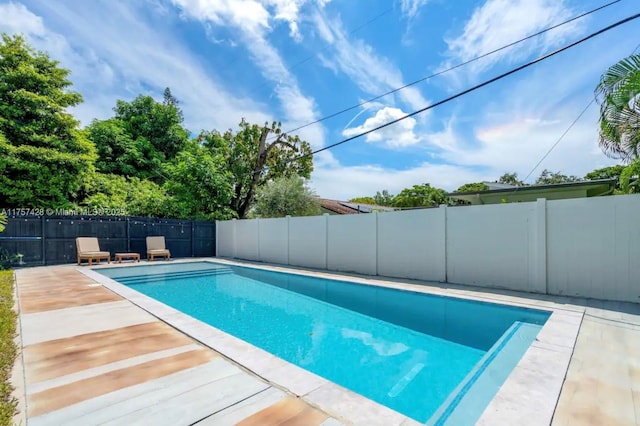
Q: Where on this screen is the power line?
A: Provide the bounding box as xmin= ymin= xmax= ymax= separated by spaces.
xmin=288 ymin=12 xmax=640 ymax=166
xmin=272 ymin=0 xmax=622 ymax=140
xmin=522 ymin=100 xmax=596 ymax=184
xmin=522 ymin=38 xmax=640 ymax=183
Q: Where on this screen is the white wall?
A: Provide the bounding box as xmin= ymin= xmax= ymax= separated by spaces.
xmin=377 ymin=208 xmax=446 ymax=282
xmin=288 ymin=215 xmax=327 ymax=270
xmin=216 ymin=220 xmax=235 ymax=258
xmin=234 ymin=219 xmax=259 ymax=261
xmin=447 ymin=203 xmax=543 ymax=293
xmin=216 ymin=195 xmax=640 ymax=303
xmin=547 ymin=196 xmax=640 ymax=302
xmin=327 ymin=214 xmax=377 ymax=275
xmin=258 ymin=218 xmax=288 ymax=265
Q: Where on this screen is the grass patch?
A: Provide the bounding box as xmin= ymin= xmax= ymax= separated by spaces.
xmin=0 ymin=271 xmax=17 ymax=425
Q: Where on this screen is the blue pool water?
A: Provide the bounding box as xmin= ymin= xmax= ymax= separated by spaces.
xmin=97 ymin=262 xmax=549 ymax=423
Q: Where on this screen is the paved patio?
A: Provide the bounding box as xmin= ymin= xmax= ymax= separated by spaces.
xmin=11 ymin=263 xmax=640 ymax=425
xmin=14 ymin=266 xmax=339 ymax=426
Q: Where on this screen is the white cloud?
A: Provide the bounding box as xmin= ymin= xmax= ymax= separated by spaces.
xmin=172 ymin=0 xmax=271 ymax=36
xmin=399 ymin=0 xmax=430 ymax=19
xmin=0 ymin=2 xmax=45 ymax=35
xmin=311 ymin=10 xmax=429 ymax=112
xmin=171 ymin=0 xmax=328 ymax=151
xmin=343 ymin=107 xmax=420 ymax=148
xmin=268 ymin=0 xmax=307 ymax=41
xmin=1 ymin=1 xmax=274 ymax=132
xmin=171 ymin=0 xmax=322 ymax=41
xmin=310 ymin=162 xmax=489 ymax=199
xmin=428 ymin=106 xmax=618 ymax=184
xmin=443 ymin=0 xmax=583 ymax=77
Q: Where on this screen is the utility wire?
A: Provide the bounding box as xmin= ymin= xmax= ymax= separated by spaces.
xmin=284 ymin=12 xmax=640 ymax=166
xmin=522 ymin=100 xmax=596 ymax=184
xmin=521 ymin=38 xmax=640 ymax=184
xmin=270 ymin=0 xmax=622 ymax=140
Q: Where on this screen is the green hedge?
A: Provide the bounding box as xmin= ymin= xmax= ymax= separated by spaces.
xmin=0 ymin=272 xmax=17 ymax=425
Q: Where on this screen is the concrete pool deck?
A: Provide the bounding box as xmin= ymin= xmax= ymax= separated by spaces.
xmin=12 ymin=259 xmax=640 ymax=425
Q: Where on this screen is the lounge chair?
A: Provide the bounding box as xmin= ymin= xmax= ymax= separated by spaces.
xmin=76 ymin=237 xmax=111 ymax=265
xmin=146 ymin=236 xmax=171 ymax=261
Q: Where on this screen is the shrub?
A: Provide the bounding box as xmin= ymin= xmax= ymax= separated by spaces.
xmin=0 ymin=271 xmax=17 ymax=425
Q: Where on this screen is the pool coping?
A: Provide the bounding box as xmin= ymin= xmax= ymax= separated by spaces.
xmin=80 ymin=258 xmax=583 ymax=425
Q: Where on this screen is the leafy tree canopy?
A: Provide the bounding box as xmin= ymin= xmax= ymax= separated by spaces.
xmin=374 ymin=190 xmax=394 ymax=206
xmin=392 ymin=183 xmax=449 ymax=208
xmin=497 ymin=172 xmax=525 ymax=186
xmin=113 ymin=90 xmax=188 ymax=160
xmin=163 ymin=141 xmax=234 ymax=220
xmin=535 ymin=169 xmax=580 ymax=185
xmin=253 ymin=176 xmax=320 ymax=218
xmin=88 ymin=89 xmax=189 ymax=182
xmin=0 ymin=34 xmax=95 ymax=208
xmin=454 ymin=182 xmax=489 ymax=192
xmin=201 ymin=119 xmax=313 ymax=218
xmin=81 ymin=172 xmax=170 ymax=217
xmin=87 ymin=118 xmax=164 ymax=179
xmin=596 ymin=54 xmax=640 ymax=161
xmin=349 ymin=196 xmax=377 ymax=204
xmin=619 ymin=159 xmax=640 ymax=194
xmin=350 ymin=190 xmax=395 ymax=206
xmin=584 ymin=164 xmax=625 ymax=190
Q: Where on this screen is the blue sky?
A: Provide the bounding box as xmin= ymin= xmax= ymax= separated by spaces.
xmin=1 ymin=0 xmax=638 ymax=199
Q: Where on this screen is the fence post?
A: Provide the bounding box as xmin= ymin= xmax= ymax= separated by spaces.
xmin=126 ymin=217 xmax=130 ymax=252
xmin=191 ymin=220 xmax=195 ymax=257
xmin=286 ymin=215 xmax=291 ymax=266
xmin=324 ymin=213 xmax=329 ymax=270
xmin=41 ymin=215 xmax=46 ymax=265
xmin=256 ymin=218 xmax=261 ymax=262
xmin=232 ymin=218 xmax=237 ymax=259
xmin=534 ymin=198 xmax=548 ymax=294
xmin=215 ymin=221 xmax=219 ymax=258
xmin=374 ymin=211 xmax=379 ymax=276
xmin=440 ymin=204 xmax=448 ymax=283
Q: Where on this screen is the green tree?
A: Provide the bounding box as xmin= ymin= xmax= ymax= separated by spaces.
xmin=535 ymin=169 xmax=580 ymax=185
xmin=349 ymin=196 xmax=377 ymax=204
xmin=596 ymin=54 xmax=640 ymax=161
xmin=113 ymin=91 xmax=188 ymax=160
xmin=497 ymin=172 xmax=524 ymax=186
xmin=392 ymin=183 xmax=449 ymax=208
xmin=87 ymin=118 xmax=163 ymax=179
xmin=81 ymin=173 xmax=170 ymax=217
xmin=163 ymin=142 xmax=234 ymax=220
xmin=374 ymin=190 xmax=394 ymax=206
xmin=0 ymin=34 xmax=95 ymax=208
xmin=201 ymin=119 xmax=313 ymax=218
xmin=619 ymin=159 xmax=640 ymax=193
xmin=254 ymin=176 xmax=320 ymax=218
xmin=584 ymin=164 xmax=625 ymax=190
xmin=454 ymin=182 xmax=489 ymax=192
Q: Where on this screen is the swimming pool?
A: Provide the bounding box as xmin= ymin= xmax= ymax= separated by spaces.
xmin=97 ymin=261 xmax=550 ymax=424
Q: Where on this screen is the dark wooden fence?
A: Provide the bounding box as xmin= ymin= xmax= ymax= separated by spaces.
xmin=0 ymin=214 xmax=216 ymax=266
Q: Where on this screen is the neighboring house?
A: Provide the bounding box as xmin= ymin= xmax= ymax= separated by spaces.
xmin=448 ymin=178 xmax=617 ymax=205
xmin=319 ymin=199 xmax=396 ymax=215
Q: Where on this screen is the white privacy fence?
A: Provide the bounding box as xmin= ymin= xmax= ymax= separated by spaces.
xmin=216 ymin=195 xmax=640 ymax=303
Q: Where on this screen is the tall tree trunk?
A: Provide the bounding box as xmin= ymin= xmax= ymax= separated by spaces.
xmin=236 ymin=127 xmax=297 ymax=218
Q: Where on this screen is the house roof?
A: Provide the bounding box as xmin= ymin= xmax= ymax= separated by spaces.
xmin=319 ymin=199 xmax=395 ymax=214
xmin=448 ymin=178 xmax=617 ymax=205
